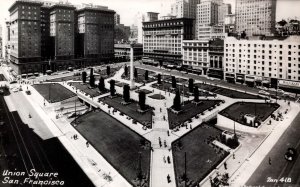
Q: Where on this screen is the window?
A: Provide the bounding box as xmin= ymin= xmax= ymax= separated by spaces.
xmin=288 ymin=63 xmax=291 ymax=67
xmin=288 ymin=45 xmax=291 ymax=49
xmin=280 ymin=45 xmax=282 ymax=48
xmin=288 ymin=57 xmax=291 ymax=61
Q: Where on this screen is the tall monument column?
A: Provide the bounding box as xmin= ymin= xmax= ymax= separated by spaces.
xmin=130 ymin=42 xmax=135 ymax=89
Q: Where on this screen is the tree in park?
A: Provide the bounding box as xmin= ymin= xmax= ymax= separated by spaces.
xmin=139 ymin=91 xmax=146 ymax=111
xmin=194 ymin=86 xmax=199 ymax=102
xmin=145 ymin=70 xmax=149 ymax=81
xmin=171 ymin=76 xmax=176 ymax=88
xmin=173 ymin=89 xmax=181 ymax=111
xmin=134 ymin=67 xmax=138 ymax=78
xmin=188 ymin=78 xmax=194 ymax=93
xmin=157 ymin=74 xmax=162 ymax=84
xmin=98 ymin=77 xmax=105 ymax=92
xmin=82 ymin=71 xmax=87 ymax=83
xmin=124 ymin=65 xmax=128 ymax=76
xmin=89 ymin=74 xmax=95 ymax=87
xmin=110 ymin=80 xmax=116 ymax=96
xmin=123 ymin=84 xmax=130 ymax=103
xmin=106 ymin=65 xmax=111 ymax=76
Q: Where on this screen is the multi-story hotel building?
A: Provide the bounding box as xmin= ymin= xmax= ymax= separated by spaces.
xmin=9 ymin=0 xmax=43 ymax=74
xmin=50 ymin=4 xmax=76 ymax=62
xmin=224 ymin=36 xmax=300 ymax=93
xmin=8 ymin=0 xmax=115 ymax=74
xmin=143 ymin=17 xmax=194 ymax=65
xmin=76 ymin=6 xmax=115 ymax=67
xmin=235 ymin=0 xmax=276 ymax=36
xmin=182 ymin=40 xmax=209 ymax=75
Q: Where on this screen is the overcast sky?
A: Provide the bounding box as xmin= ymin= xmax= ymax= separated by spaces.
xmin=0 ymin=0 xmax=299 ymax=27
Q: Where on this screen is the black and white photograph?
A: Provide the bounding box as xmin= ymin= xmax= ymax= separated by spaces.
xmin=0 ymin=0 xmax=299 ymax=186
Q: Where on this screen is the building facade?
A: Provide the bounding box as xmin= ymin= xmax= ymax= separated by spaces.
xmin=114 ymin=13 xmax=120 ymax=25
xmin=9 ymin=1 xmax=43 ymax=75
xmin=182 ymin=40 xmax=209 ymax=75
xmin=235 ymin=0 xmax=276 ymax=36
xmin=218 ymin=3 xmax=231 ymax=25
xmin=76 ymin=6 xmax=115 ymax=68
xmin=171 ymin=0 xmax=189 ymax=18
xmin=196 ymin=0 xmax=228 ymax=40
xmin=207 ymin=38 xmax=224 ymax=79
xmin=8 ymin=0 xmax=115 ymax=75
xmin=224 ymin=36 xmax=300 ymax=93
xmin=143 ymin=18 xmax=194 ymax=65
xmin=114 ymin=43 xmax=143 ymax=62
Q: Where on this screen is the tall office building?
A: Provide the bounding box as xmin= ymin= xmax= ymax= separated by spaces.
xmin=218 ymin=3 xmax=231 ymax=25
xmin=171 ymin=0 xmax=189 ymax=18
xmin=236 ymin=0 xmax=276 ymax=36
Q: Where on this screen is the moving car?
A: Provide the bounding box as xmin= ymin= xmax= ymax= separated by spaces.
xmin=285 ymin=148 xmax=297 ymax=161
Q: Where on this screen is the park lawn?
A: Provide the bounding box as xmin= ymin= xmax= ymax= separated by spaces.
xmin=99 ymin=96 xmax=153 ymax=128
xmin=33 ymin=83 xmax=76 ymax=103
xmin=116 ymin=82 xmax=129 ymax=87
xmin=219 ymin=102 xmax=280 ymax=126
xmin=172 ymin=124 xmax=228 ymax=187
xmin=68 ymin=82 xmax=102 ymax=97
xmin=168 ymin=100 xmax=222 ymax=129
xmin=195 ymin=83 xmax=263 ymax=99
xmin=148 ymin=94 xmax=165 ymax=100
xmin=152 ymin=82 xmax=213 ymax=97
xmin=135 ymin=89 xmax=153 ymax=94
xmin=75 ymin=111 xmax=151 ymax=186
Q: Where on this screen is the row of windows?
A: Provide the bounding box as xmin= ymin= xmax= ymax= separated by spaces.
xmin=226 ymin=43 xmax=300 ymax=49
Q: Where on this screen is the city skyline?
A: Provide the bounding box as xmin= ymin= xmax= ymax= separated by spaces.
xmin=0 ymin=0 xmax=300 ymax=28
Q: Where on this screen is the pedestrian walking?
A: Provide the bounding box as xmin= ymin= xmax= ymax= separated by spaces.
xmin=167 ymin=130 xmax=170 ymax=136
xmin=269 ymin=157 xmax=271 ymax=165
xmin=167 ymin=156 xmax=171 ymax=164
xmin=163 ymin=156 xmax=166 ymax=163
xmin=167 ymin=174 xmax=171 ymax=183
xmin=164 ymin=140 xmax=167 ymax=148
xmin=160 ymin=108 xmax=162 ymax=112
xmin=86 ymin=141 xmax=89 ymax=147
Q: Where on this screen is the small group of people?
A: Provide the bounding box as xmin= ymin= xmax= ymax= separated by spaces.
xmin=163 ymin=155 xmax=171 ymax=164
xmin=158 ymin=137 xmax=168 ymax=148
xmin=73 ymin=134 xmax=79 ymax=140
